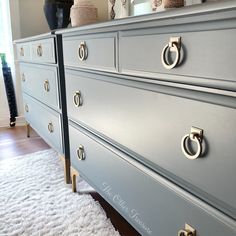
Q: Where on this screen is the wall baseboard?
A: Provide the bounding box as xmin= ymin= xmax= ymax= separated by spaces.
xmin=0 ymin=116 xmax=26 ymax=128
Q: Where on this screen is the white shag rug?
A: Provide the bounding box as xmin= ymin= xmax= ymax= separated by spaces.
xmin=0 ymin=149 xmax=120 ymax=236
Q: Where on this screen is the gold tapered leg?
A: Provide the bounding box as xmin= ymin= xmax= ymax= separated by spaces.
xmin=60 ymin=156 xmax=71 ymax=184
xmin=71 ymin=166 xmax=79 ymax=193
xmin=26 ymin=122 xmax=30 ymax=138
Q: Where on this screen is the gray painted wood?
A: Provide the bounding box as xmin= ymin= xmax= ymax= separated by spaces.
xmin=30 ymin=38 xmax=56 ymax=64
xmin=65 ymin=69 xmax=236 ymax=218
xmin=69 ymin=123 xmax=236 ymax=236
xmin=16 ymin=37 xmax=56 ymax=64
xmin=15 ymin=34 xmax=70 ymax=159
xmin=120 ymin=28 xmax=236 ymax=85
xmin=63 ymin=33 xmax=117 ymax=72
xmin=19 ymin=63 xmax=60 ymax=111
xmin=23 ymin=93 xmax=63 ymax=154
xmin=17 ymin=1 xmax=235 ymax=232
xmin=14 ymin=32 xmax=53 ymax=43
xmin=16 ymin=43 xmax=31 ymax=61
xmin=65 ymin=68 xmax=236 ymax=108
xmin=58 ymin=1 xmax=236 ymax=92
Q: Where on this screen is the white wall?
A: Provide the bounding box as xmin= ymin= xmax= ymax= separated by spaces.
xmin=17 ymin=0 xmax=49 ymax=39
xmin=0 ymin=74 xmax=10 ymax=126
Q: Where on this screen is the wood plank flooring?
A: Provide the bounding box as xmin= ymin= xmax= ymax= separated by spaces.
xmin=0 ymin=126 xmax=50 ymax=160
xmin=0 ymin=126 xmax=140 ymax=236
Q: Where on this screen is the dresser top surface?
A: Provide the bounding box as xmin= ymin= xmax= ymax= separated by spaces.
xmin=56 ymin=0 xmax=236 ymax=36
xmin=14 ymin=32 xmax=55 ymax=44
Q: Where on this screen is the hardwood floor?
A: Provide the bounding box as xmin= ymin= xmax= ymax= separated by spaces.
xmin=0 ymin=125 xmax=140 ymax=236
xmin=0 ymin=126 xmax=50 ymax=161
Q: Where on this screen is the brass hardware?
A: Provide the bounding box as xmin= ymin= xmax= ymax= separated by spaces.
xmin=181 ymin=126 xmax=203 ymax=160
xmin=48 ymin=122 xmax=54 ymax=133
xmin=178 ymin=223 xmax=196 ymax=236
xmin=161 ymin=37 xmax=181 ymax=69
xmin=25 ymin=104 xmax=29 ymax=113
xmin=21 ymin=73 xmax=25 ymax=82
xmin=60 ymin=156 xmax=71 ymax=184
xmin=26 ymin=122 xmax=30 ymax=138
xmin=37 ymin=45 xmax=43 ymax=57
xmin=76 ymin=145 xmax=85 ymax=161
xmin=20 ymin=47 xmax=24 ymax=56
xmin=71 ymin=166 xmax=80 ymax=192
xmin=73 ymin=91 xmax=82 ymax=107
xmin=44 ymin=80 xmax=50 ymax=92
xmin=78 ymin=41 xmax=88 ymax=61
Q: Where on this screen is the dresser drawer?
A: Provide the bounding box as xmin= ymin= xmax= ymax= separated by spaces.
xmin=66 ymin=70 xmax=236 ymax=218
xmin=23 ymin=93 xmax=63 ymax=153
xmin=20 ymin=63 xmax=59 ymax=110
xmin=16 ymin=43 xmax=31 ymax=61
xmin=63 ymin=33 xmax=117 ymax=72
xmin=120 ymin=29 xmax=236 ymax=88
xmin=69 ymin=123 xmax=236 ymax=236
xmin=31 ymin=38 xmax=56 ymax=63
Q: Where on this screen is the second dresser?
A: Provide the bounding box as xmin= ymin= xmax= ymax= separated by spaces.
xmin=15 ymin=33 xmax=70 ymax=183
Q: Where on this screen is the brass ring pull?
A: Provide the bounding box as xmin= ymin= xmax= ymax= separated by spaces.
xmin=48 ymin=122 xmax=54 ymax=133
xmin=78 ymin=41 xmax=88 ymax=61
xmin=73 ymin=91 xmax=82 ymax=107
xmin=178 ymin=229 xmax=193 ymax=236
xmin=178 ymin=224 xmax=196 ymax=236
xmin=25 ymin=104 xmax=29 ymax=113
xmin=181 ymin=126 xmax=203 ymax=160
xmin=21 ymin=73 xmax=26 ymax=82
xmin=20 ymin=47 xmax=24 ymax=56
xmin=37 ymin=45 xmax=43 ymax=57
xmin=161 ymin=37 xmax=181 ymax=69
xmin=76 ymin=145 xmax=85 ymax=161
xmin=44 ymin=80 xmax=50 ymax=92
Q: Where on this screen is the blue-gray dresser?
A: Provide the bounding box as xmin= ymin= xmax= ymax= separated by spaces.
xmin=58 ymin=1 xmax=236 ymax=235
xmin=15 ymin=33 xmax=70 ymax=183
xmin=14 ymin=1 xmax=236 ymax=235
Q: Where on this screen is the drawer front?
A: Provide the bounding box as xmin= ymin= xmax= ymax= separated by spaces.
xmin=120 ymin=29 xmax=236 ymax=87
xmin=66 ymin=70 xmax=236 ymax=218
xmin=31 ymin=38 xmax=56 ymax=63
xmin=16 ymin=43 xmax=31 ymax=61
xmin=20 ymin=63 xmax=59 ymax=110
xmin=23 ymin=93 xmax=63 ymax=153
xmin=63 ymin=33 xmax=117 ymax=72
xmin=69 ymin=124 xmax=236 ymax=236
